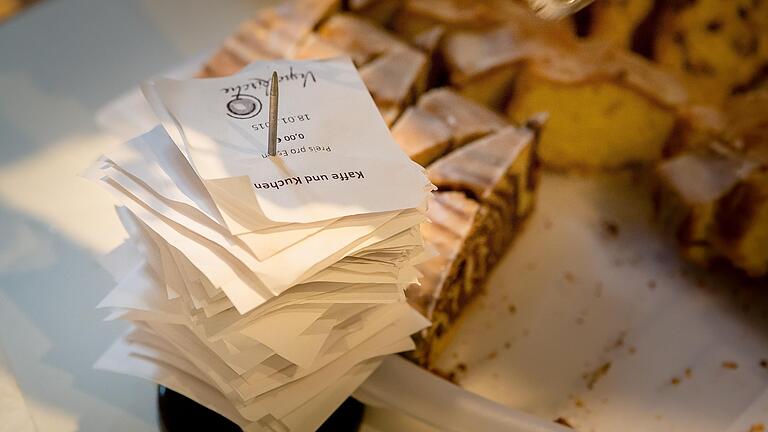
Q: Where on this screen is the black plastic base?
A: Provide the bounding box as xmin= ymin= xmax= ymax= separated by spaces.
xmin=157 ymin=386 xmax=364 ymax=432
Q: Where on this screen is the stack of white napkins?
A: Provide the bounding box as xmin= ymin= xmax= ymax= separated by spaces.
xmin=87 ymin=57 xmax=433 ymax=431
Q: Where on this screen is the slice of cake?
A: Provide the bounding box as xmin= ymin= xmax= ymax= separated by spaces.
xmin=655 ymin=90 xmax=768 ymax=276
xmin=292 ymin=33 xmax=346 ymax=60
xmin=200 ymin=0 xmax=340 ymax=77
xmin=390 ymin=106 xmax=453 ymax=166
xmin=507 ymin=42 xmax=687 ymax=170
xmin=407 ymin=191 xmax=489 ymax=366
xmin=202 ymin=5 xmax=430 ymax=126
xmin=427 ymin=126 xmax=537 ymax=221
xmin=390 ymin=88 xmax=509 ymax=165
xmin=436 ymin=5 xmax=575 ymax=109
xmin=714 ymin=168 xmax=768 ymax=277
xmin=417 ymin=88 xmax=509 ymax=147
xmin=359 ymin=47 xmax=430 ymax=126
xmin=315 ymin=12 xmax=410 ymax=65
xmin=440 ymin=26 xmax=527 ymax=110
xmin=314 ymin=13 xmax=429 ymax=124
xmin=655 ymin=147 xmax=756 ymax=267
xmin=409 ymin=121 xmax=542 ymax=367
xmin=430 ymin=7 xmax=689 ymax=170
xmin=393 ymin=0 xmax=573 ymax=41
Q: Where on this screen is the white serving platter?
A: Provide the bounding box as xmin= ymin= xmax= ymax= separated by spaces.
xmin=358 ymin=171 xmax=768 ymax=432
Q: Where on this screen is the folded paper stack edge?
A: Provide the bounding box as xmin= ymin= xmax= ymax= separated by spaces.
xmin=88 ymin=58 xmax=433 ymax=431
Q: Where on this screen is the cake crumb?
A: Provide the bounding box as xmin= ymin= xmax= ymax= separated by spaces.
xmin=749 ymin=423 xmax=765 ymax=432
xmin=585 ymin=362 xmax=612 ymax=390
xmin=508 ymin=304 xmax=517 ymax=314
xmin=575 ymin=316 xmax=585 ymax=325
xmin=760 ymin=359 xmax=767 ymax=369
xmin=670 ymin=377 xmax=681 ymax=385
xmin=628 ymin=346 xmax=637 ymax=354
xmin=504 ymin=341 xmax=512 ymax=349
xmin=574 ymin=398 xmax=585 ymax=408
xmin=487 ymin=351 xmax=498 ymax=360
xmin=554 ymin=417 xmax=574 ymax=428
xmin=429 ymin=368 xmax=457 ymax=383
xmin=564 ymin=271 xmax=576 ymax=283
xmin=609 ymin=332 xmax=626 ymax=351
xmin=601 ymin=220 xmax=620 ymax=237
xmin=722 ymin=361 xmax=739 ymax=370
xmin=685 ymin=367 xmax=693 ymax=379
xmin=436 ymin=362 xmax=469 ymax=384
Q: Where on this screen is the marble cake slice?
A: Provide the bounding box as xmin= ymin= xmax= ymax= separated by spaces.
xmin=391 ymin=106 xmax=453 ymax=166
xmin=311 ymin=13 xmax=429 ymax=125
xmin=655 ymin=147 xmax=756 ymax=268
xmin=406 ymin=191 xmax=490 ymax=366
xmin=407 ymin=121 xmax=543 ymax=367
xmin=428 ymin=125 xmax=539 ymax=222
xmin=712 ymin=168 xmax=768 ymax=277
xmin=359 ymin=47 xmax=430 ymax=126
xmin=390 ymin=88 xmax=510 ymax=166
xmin=655 ymin=90 xmax=768 ymax=277
xmin=200 ymin=4 xmax=429 ymax=126
xmin=416 ymin=87 xmax=509 ymax=148
xmin=438 ymin=8 xmax=575 ymax=110
xmin=199 ymin=0 xmax=340 ymax=77
xmin=315 ymin=12 xmax=410 ymax=65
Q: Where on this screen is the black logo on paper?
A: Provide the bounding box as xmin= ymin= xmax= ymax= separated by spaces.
xmin=226 ymin=92 xmax=262 ymax=119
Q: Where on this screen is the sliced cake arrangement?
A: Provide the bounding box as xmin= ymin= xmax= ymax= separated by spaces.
xmin=196 ymin=0 xmax=768 ymax=373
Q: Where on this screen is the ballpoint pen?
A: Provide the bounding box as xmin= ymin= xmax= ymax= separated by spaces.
xmin=268 ymin=70 xmax=279 ymax=157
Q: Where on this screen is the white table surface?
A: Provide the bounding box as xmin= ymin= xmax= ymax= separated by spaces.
xmin=0 ymin=1 xmax=277 ymax=430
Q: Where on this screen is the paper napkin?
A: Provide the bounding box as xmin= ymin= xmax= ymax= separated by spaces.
xmin=89 ymin=57 xmax=434 ymax=431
